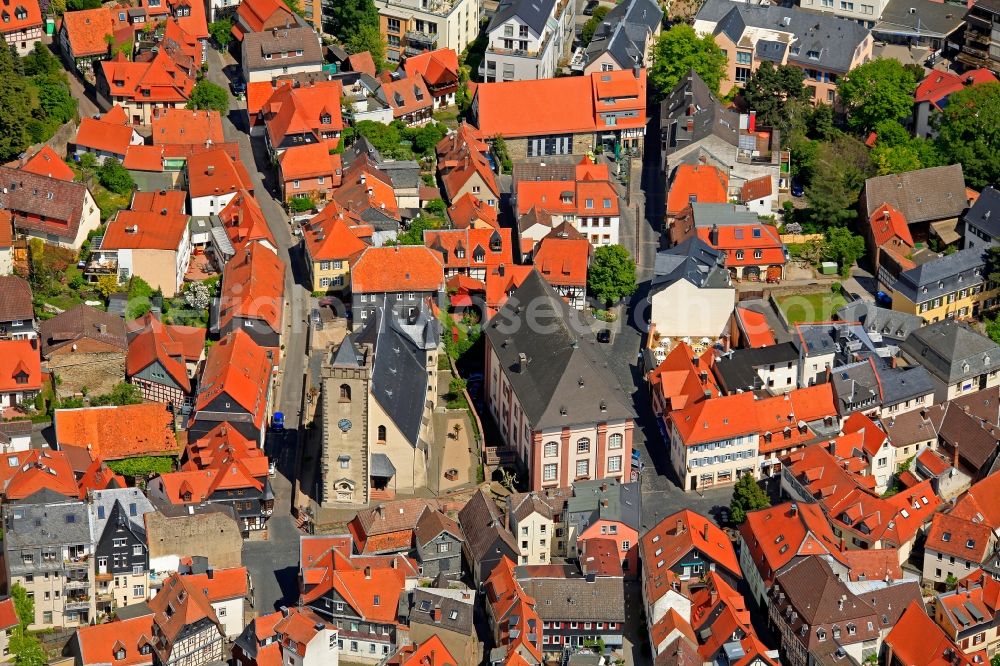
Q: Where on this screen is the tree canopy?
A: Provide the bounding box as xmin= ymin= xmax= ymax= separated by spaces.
xmin=187 ymin=79 xmax=229 ymax=114
xmin=935 ymin=82 xmax=1000 ymax=189
xmin=0 ymin=43 xmax=77 ymax=162
xmin=324 ymin=0 xmax=379 ymax=43
xmin=836 ymin=58 xmax=919 ymax=133
xmin=588 ymin=245 xmax=637 ymax=305
xmin=740 ymin=62 xmax=811 ymax=135
xmin=730 ymin=474 xmax=770 ymax=524
xmin=345 ymin=24 xmax=386 ymax=73
xmin=98 ymin=158 xmax=135 ymax=196
xmin=208 ymin=18 xmax=234 ymax=48
xmin=870 ymin=119 xmax=940 ymax=175
xmin=580 ymin=6 xmax=609 ymax=44
xmin=649 ymin=24 xmax=727 ymax=98
xmin=823 ymin=227 xmax=867 ymax=277
xmin=804 ymin=133 xmax=874 ymax=228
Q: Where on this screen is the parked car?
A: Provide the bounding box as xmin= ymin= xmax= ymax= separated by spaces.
xmin=597 ymin=329 xmax=612 ymax=343
xmin=230 ymin=79 xmax=246 ymax=96
xmin=582 ymin=0 xmax=599 ymax=14
xmin=271 ymin=412 xmax=284 ymax=431
xmin=791 ymin=179 xmax=805 ymax=197
xmin=268 ymin=460 xmax=276 ymax=477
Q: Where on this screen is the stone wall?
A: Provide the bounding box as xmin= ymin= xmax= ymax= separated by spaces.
xmin=47 ymin=353 xmax=126 ymax=398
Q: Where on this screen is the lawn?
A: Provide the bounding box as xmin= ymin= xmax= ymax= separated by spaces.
xmin=777 ymin=292 xmax=847 ymax=324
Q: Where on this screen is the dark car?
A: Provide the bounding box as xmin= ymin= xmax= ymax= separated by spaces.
xmin=597 ymin=329 xmax=611 ymax=343
xmin=582 ymin=0 xmax=599 ymax=14
xmin=791 ymin=179 xmax=805 ymax=197
xmin=230 ymin=79 xmax=247 ymax=96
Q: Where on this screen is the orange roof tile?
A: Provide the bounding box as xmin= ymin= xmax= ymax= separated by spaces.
xmin=20 ymin=146 xmax=75 ymax=182
xmin=926 ymin=512 xmax=993 ymax=561
xmin=916 ymin=69 xmax=998 ymax=107
xmin=403 ymin=49 xmax=459 ymax=92
xmin=668 ymin=391 xmax=759 ymax=446
xmin=55 ymin=403 xmax=178 ymax=461
xmin=885 ymin=602 xmax=973 ymax=666
xmin=301 ymin=543 xmax=409 ymax=623
xmin=648 ymin=342 xmax=722 ymax=412
xmin=183 ymin=422 xmax=257 ymax=469
xmin=331 ymin=155 xmax=400 ymax=220
xmin=62 ymin=7 xmax=113 ymax=57
xmin=0 ymin=449 xmax=84 ymax=500
xmin=869 ymin=202 xmax=914 ymax=249
xmin=532 ymin=236 xmax=590 ymax=288
xmin=194 ymin=329 xmax=272 ymax=430
xmin=695 ymin=224 xmax=785 ymax=267
xmin=74 ymin=116 xmax=136 ymax=157
xmin=130 ymin=189 xmax=187 ymax=214
xmin=740 ymin=175 xmax=773 ymax=202
xmin=262 ymin=80 xmax=343 ymax=149
xmin=351 ymin=245 xmax=444 ymax=294
xmin=218 ymin=189 xmax=276 ymax=252
xmin=123 ymin=145 xmax=166 ymax=172
xmin=187 ymin=146 xmax=254 ymax=199
xmin=148 ymin=573 xmax=222 ymax=659
xmin=735 ymin=307 xmax=776 ymax=347
xmin=0 ymin=340 xmax=41 ymax=393
xmin=100 ymin=50 xmax=195 ymax=105
xmin=74 ymin=615 xmax=155 ymax=666
xmin=424 ymin=227 xmax=513 ymax=273
xmin=0 ymin=0 xmax=42 ymax=36
xmin=102 ymin=209 xmax=189 ymax=251
xmin=278 ymin=142 xmax=343 ymax=182
xmin=77 ymin=457 xmax=127 ymax=498
xmin=126 ymin=312 xmax=205 ymax=393
xmin=235 ymin=0 xmax=293 ymax=34
xmin=485 ymin=263 xmax=532 ymax=316
xmin=0 ymin=598 xmax=17 ymax=631
xmin=436 ymin=123 xmax=499 ymax=203
xmin=302 ymin=203 xmax=369 ymax=263
xmin=474 ymin=69 xmax=646 ymax=139
xmin=667 ymin=164 xmax=728 ymax=216
xmin=447 ymin=192 xmax=499 ymax=229
xmin=483 ymin=557 xmax=543 ymax=663
xmin=182 ymin=566 xmax=248 ymax=601
xmin=218 ymin=242 xmax=285 ymax=334
xmin=347 ymin=51 xmax=376 ymax=77
xmin=394 ymin=636 xmax=458 ymax=666
xmin=952 ymin=472 xmax=1000 ymax=528
xmin=0 ymin=211 xmax=12 ymax=248
xmin=152 ymin=108 xmax=224 ymax=146
xmin=382 ymin=76 xmax=433 ymax=119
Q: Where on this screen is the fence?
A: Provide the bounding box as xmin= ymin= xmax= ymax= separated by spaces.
xmin=780 ymin=233 xmax=824 ymax=244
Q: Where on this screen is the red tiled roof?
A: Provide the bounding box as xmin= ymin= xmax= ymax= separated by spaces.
xmin=0 ymin=212 xmax=11 ymax=248
xmin=55 ymin=403 xmax=177 ymax=460
xmin=148 ymin=573 xmax=221 ymax=660
xmin=218 ymin=189 xmax=275 ymax=253
xmin=483 ymin=557 xmax=543 ymax=664
xmin=869 ymin=202 xmax=914 ymax=249
xmin=194 ymin=329 xmax=272 ymax=429
xmin=447 ymin=192 xmax=499 ymax=229
xmin=0 ymin=449 xmax=85 ymax=500
xmin=77 ymin=457 xmax=127 ymax=497
xmin=74 ymin=116 xmax=135 ymax=157
xmin=740 ymin=175 xmax=773 ymax=203
xmin=152 ymin=108 xmax=224 ymax=146
xmin=437 ymin=123 xmax=499 ymax=203
xmin=20 ymin=146 xmax=75 ymax=182
xmin=301 ymin=203 xmax=368 ymax=263
xmin=916 ymin=69 xmax=998 ymax=108
xmin=648 ymin=342 xmax=722 ymax=413
xmin=393 ymin=635 xmax=458 ymax=666
xmin=641 ymin=509 xmax=740 ymax=604
xmin=0 ymin=340 xmax=41 ymax=393
xmin=262 ymin=80 xmax=343 ymax=148
xmin=885 ymin=601 xmax=973 ymax=666
xmin=102 ymin=209 xmax=189 ymax=251
xmin=351 ymin=245 xmax=444 ymax=294
xmin=668 ymin=391 xmax=759 ymax=446
xmin=218 ymin=242 xmax=285 ymax=333
xmin=0 ymin=598 xmax=16 ymax=631
xmin=74 ymin=615 xmax=155 ymax=666
xmin=952 ymin=472 xmax=1000 ymax=528
xmin=130 ymin=189 xmax=187 ymax=215
xmin=403 ymin=49 xmax=459 ymax=93
xmin=484 ymin=263 xmax=532 ymax=316
xmin=667 ymin=164 xmax=728 ymax=216
xmin=735 ymin=307 xmax=776 ymax=347
xmin=278 ymin=142 xmax=343 ymax=183
xmin=0 ymin=0 xmax=42 ymax=36
xmin=62 ymin=7 xmax=113 ymax=57
xmin=182 ymin=566 xmax=249 ymax=601
xmin=382 ymin=76 xmax=433 ymax=120
xmin=184 ymin=422 xmax=257 ymax=468
xmin=424 ymin=227 xmax=513 ymax=273
xmin=532 ymin=236 xmax=590 ymax=288
xmin=187 ymin=147 xmax=254 ymax=199
xmin=126 ymin=312 xmax=205 ymax=393
xmin=473 ymin=69 xmax=646 ymax=139
xmin=100 ymin=50 xmax=195 ymax=105
xmin=695 ymin=224 xmax=785 ymax=267
xmin=690 ymin=573 xmax=777 ymax=666
xmin=926 ymin=512 xmax=993 ymax=561
xmin=347 ymin=51 xmax=376 ymax=77
xmin=332 ymin=156 xmax=400 ymax=221
xmin=235 ymin=0 xmax=293 ymax=34
xmin=842 ymin=411 xmax=889 ymax=457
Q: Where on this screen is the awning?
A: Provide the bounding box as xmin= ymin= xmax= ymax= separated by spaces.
xmin=930 ymin=218 xmax=960 ymax=245
xmin=371 ymin=453 xmax=396 ymax=478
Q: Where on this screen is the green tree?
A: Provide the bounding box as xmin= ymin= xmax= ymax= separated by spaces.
xmin=407 ymin=122 xmax=448 ymax=155
xmin=587 ymin=245 xmax=637 ymax=305
xmin=836 ymin=58 xmax=919 ymax=133
xmin=11 ymin=584 xmax=33 ymax=629
xmin=95 ymin=274 xmax=122 ymax=299
xmin=807 ymin=104 xmax=835 ymax=141
xmin=649 ymin=24 xmax=727 ymax=97
xmin=107 ymin=455 xmax=175 ymax=477
xmin=354 ymin=120 xmax=403 ymax=157
xmin=740 ymin=62 xmax=810 ymax=135
xmin=492 ymin=134 xmax=512 ymax=174
xmin=0 ymin=45 xmax=34 ymax=162
xmin=9 ymin=632 xmax=45 ymax=666
xmin=804 ymin=133 xmax=874 ymax=228
xmin=729 ymin=473 xmax=770 ymax=524
xmin=394 ymin=216 xmax=442 ymax=245
xmin=22 ymin=43 xmax=61 ymax=78
xmin=869 ymin=119 xmax=940 ymax=175
xmin=97 ymin=158 xmax=135 ymax=195
xmin=823 ymin=226 xmax=866 ymax=277
xmin=580 ymin=6 xmax=609 ymax=44
xmin=66 ymin=0 xmax=101 ymax=9
xmin=208 ymin=18 xmax=234 ymax=49
xmin=324 ymin=0 xmax=378 ymax=41
xmin=424 ymin=198 xmax=446 ymax=216
xmin=935 ymin=82 xmax=1000 ymax=189
xmin=283 ymin=0 xmax=303 ymax=14
xmin=91 ymin=382 xmax=144 ymax=406
xmin=33 ymin=75 xmax=78 ymax=127
xmin=345 ymin=24 xmax=386 ymax=73
xmin=187 ymin=79 xmax=229 ymax=114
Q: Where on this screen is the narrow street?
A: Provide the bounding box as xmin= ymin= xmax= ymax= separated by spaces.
xmin=203 ymin=48 xmax=312 ymax=612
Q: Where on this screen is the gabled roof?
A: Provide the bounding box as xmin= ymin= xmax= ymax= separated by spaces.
xmin=20 ymin=146 xmax=75 ymax=182
xmin=194 ymin=329 xmax=273 ymax=430
xmin=0 ymin=276 xmax=33 ymax=323
xmin=75 ymin=111 xmax=136 ymax=157
xmin=648 ymin=342 xmax=722 ymax=412
xmin=447 ymin=192 xmax=500 ymax=229
xmin=436 ymin=123 xmax=499 ymax=203
xmin=689 ymin=572 xmax=778 ymax=666
xmin=218 ymin=189 xmax=276 ymax=253
xmin=667 ymin=164 xmax=728 ymax=216
xmin=532 ymin=236 xmax=591 ymax=288
xmin=869 ymin=202 xmax=914 ymax=248
xmin=235 ymin=0 xmax=296 ymax=34
xmin=152 ymin=108 xmax=224 ymax=146
xmin=901 ymin=319 xmax=1000 ymax=384
xmin=348 ymin=498 xmax=435 ymax=554
xmin=301 ymin=202 xmax=368 ymax=263
xmin=660 ymin=69 xmax=739 ymax=155
xmin=459 ymin=488 xmax=517 ymax=562
xmin=241 ymin=26 xmax=323 ymax=72
xmin=390 ymin=635 xmax=458 ymax=666
xmin=483 ymin=557 xmax=543 ymax=663
xmin=218 ymin=242 xmax=285 ymax=334
xmin=884 ymin=601 xmax=974 ymax=666
xmin=963 ymin=186 xmax=1000 ymax=238
xmin=0 ymin=340 xmax=41 ymax=394
xmin=583 ymin=0 xmax=661 ymax=71
xmin=100 ymin=50 xmax=195 ymax=105
xmin=148 ymin=573 xmax=222 ymax=661
xmin=925 ymin=512 xmax=993 ymax=561
xmin=351 ymin=245 xmax=444 ymax=293
xmin=74 ymin=614 xmax=155 ymax=666
xmin=0 ymin=166 xmax=91 ymax=242
xmin=41 ymin=304 xmax=128 ymax=357
xmin=55 ymin=403 xmax=177 ymax=461
xmin=102 ymin=208 xmax=189 ymax=251
xmin=916 ymin=69 xmax=999 ymax=107
xmin=484 ymin=270 xmax=634 ymax=429
xmin=278 ymin=143 xmax=343 ymax=182
xmin=952 ymin=471 xmax=1000 ymax=529
xmin=381 ymin=76 xmax=432 ymax=119
xmin=0 ymin=449 xmax=80 ymax=500
xmin=187 ymin=147 xmax=254 ymax=199
xmin=61 ymin=7 xmax=113 ymax=57
xmin=488 ymin=0 xmax=556 ymax=36
xmin=262 ymin=80 xmax=343 ymax=147
xmin=863 ymin=164 xmax=968 ymax=224
xmin=402 ymin=49 xmax=459 ymax=90
xmin=126 ymin=312 xmax=205 ymax=393
xmin=0 ymin=0 xmax=42 ymax=35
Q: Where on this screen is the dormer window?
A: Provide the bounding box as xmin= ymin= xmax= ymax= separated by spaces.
xmin=320 ymin=113 xmax=332 ymax=124
xmin=456 ymin=248 xmax=465 ymax=259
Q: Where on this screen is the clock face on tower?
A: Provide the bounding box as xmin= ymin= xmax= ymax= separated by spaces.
xmin=338 ymin=419 xmax=353 ymax=433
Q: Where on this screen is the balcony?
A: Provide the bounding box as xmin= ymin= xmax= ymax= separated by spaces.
xmin=404 ymin=31 xmax=437 ymax=55
xmin=64 ymin=580 xmax=89 ymax=592
xmin=64 ymin=596 xmax=90 ymax=611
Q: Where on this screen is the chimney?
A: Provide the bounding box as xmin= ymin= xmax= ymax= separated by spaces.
xmin=517 ymin=352 xmax=527 ymax=372
xmin=207 ymin=569 xmax=214 ymax=580
xmin=686 ymin=118 xmax=694 ymax=133
xmin=206 ymin=165 xmax=215 ymax=176
xmin=601 ymin=499 xmax=609 ymax=508
xmin=98 ymin=323 xmax=107 ymax=335
xmin=953 ymin=441 xmax=960 ymax=469
xmin=432 ymin=606 xmax=442 ymax=622
xmin=676 ymin=519 xmax=685 ymax=535
xmin=498 ymin=263 xmax=505 ymax=276
xmin=789 ymin=502 xmax=798 ymax=517
xmin=709 ymin=224 xmax=719 ymax=246
xmin=703 ymin=522 xmax=709 ymax=541
xmin=280 ymin=606 xmax=289 ymax=617
xmin=710 ymin=586 xmax=718 ymax=604
xmin=838 ymin=594 xmax=846 ymax=611
xmin=839 ymin=536 xmax=846 ymax=552
xmin=364 ymin=566 xmax=372 ymax=579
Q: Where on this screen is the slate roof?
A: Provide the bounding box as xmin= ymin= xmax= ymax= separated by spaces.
xmin=831 ymin=359 xmax=880 ymax=413
xmin=835 ymin=301 xmax=923 ymax=342
xmin=963 ymin=186 xmax=1000 ymax=239
xmin=4 ymin=491 xmax=91 ymax=554
xmin=713 ymin=3 xmax=870 ymax=73
xmin=458 ymin=488 xmax=517 ymax=562
xmin=651 ymin=237 xmax=731 ymax=291
xmin=88 ymin=487 xmax=155 ymax=541
xmin=484 ymin=270 xmax=635 ymax=430
xmin=661 ymin=69 xmax=740 ymax=155
xmin=583 ymin=0 xmax=662 ymax=69
xmin=877 ymin=365 xmax=935 ymax=407
xmin=875 ymin=0 xmax=965 ymax=38
xmin=565 ymin=479 xmax=640 ymax=531
xmin=713 ymin=342 xmax=800 ymax=393
xmin=892 ymin=247 xmax=986 ymax=305
xmin=352 ymin=305 xmax=439 ymax=443
xmin=407 ymin=587 xmax=475 ymax=635
xmin=901 ymin=319 xmax=1000 ymax=384
xmin=488 ymin=0 xmax=556 ymax=36
xmin=862 ymin=165 xmax=967 ymax=224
